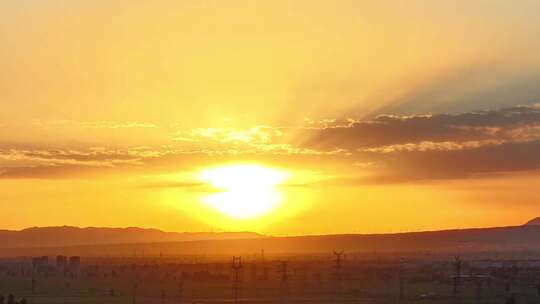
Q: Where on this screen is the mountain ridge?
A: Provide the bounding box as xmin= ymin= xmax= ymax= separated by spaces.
xmin=0 ymin=226 xmax=264 ymax=248
xmin=0 ymin=222 xmax=540 ymax=256
xmin=525 ymin=217 xmax=540 ymax=226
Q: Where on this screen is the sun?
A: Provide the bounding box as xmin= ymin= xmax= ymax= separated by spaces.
xmin=198 ymin=164 xmax=288 ymax=219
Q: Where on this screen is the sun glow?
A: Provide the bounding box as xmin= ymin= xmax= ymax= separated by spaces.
xmin=198 ymin=164 xmax=288 ymax=219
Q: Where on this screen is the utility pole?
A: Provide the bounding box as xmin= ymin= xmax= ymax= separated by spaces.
xmin=132 ymin=263 xmax=138 ymax=304
xmin=279 ymin=261 xmax=289 ymax=304
xmin=31 ymin=272 xmax=36 ymax=294
xmin=453 ymin=256 xmax=462 ymax=297
xmin=475 ymin=278 xmax=482 ymax=303
xmin=398 ymin=258 xmax=405 ymax=302
xmin=232 ymin=256 xmax=242 ymax=304
xmin=132 ymin=281 xmax=138 ymax=304
xmin=262 ymin=249 xmax=269 ymax=281
xmin=333 ymin=250 xmax=344 ymax=301
xmin=177 ymin=279 xmax=183 ymax=304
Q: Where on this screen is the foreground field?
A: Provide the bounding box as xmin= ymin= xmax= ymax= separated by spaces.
xmin=1 ymin=255 xmax=540 ymax=304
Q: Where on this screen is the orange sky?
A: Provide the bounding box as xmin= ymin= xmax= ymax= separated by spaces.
xmin=2 ymin=0 xmax=540 ymax=235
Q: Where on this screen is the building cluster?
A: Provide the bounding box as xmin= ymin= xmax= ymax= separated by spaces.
xmin=31 ymin=255 xmax=80 ymax=277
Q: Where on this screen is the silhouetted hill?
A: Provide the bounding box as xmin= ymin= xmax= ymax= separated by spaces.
xmin=0 ymin=226 xmax=263 ymax=248
xmin=1 ymin=225 xmax=540 ymax=257
xmin=525 ymin=217 xmax=540 ymax=226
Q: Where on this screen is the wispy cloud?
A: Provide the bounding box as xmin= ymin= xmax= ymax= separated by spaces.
xmin=31 ymin=120 xmax=157 ymax=129
xmin=4 ymin=104 xmax=540 ymax=183
xmin=173 ymin=126 xmax=286 ymax=145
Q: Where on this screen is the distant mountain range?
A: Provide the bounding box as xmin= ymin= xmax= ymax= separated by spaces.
xmin=525 ymin=217 xmax=540 ymax=226
xmin=0 ymin=226 xmax=263 ymax=248
xmin=0 ymin=220 xmax=539 ymax=257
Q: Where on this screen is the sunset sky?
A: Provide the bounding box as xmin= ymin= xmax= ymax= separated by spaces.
xmin=2 ymin=0 xmax=540 ymax=235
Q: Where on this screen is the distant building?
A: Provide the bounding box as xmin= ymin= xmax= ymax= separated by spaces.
xmin=56 ymin=255 xmax=68 ymax=269
xmin=69 ymin=256 xmax=81 ymax=270
xmin=32 ymin=256 xmax=54 ymax=276
xmin=31 ymin=257 xmax=39 ymax=269
xmin=32 ymin=256 xmax=48 ymax=269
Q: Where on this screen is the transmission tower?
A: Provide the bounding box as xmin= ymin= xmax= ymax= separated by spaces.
xmin=333 ymin=251 xmax=345 ymax=302
xmin=231 ymin=256 xmax=243 ymax=304
xmin=279 ymin=261 xmax=289 ymax=304
xmin=334 ymin=251 xmax=344 ymax=279
xmin=261 ymin=249 xmax=269 ymax=281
